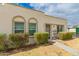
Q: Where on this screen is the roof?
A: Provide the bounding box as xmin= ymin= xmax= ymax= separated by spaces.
xmin=8 ymin=3 xmax=67 ymax=21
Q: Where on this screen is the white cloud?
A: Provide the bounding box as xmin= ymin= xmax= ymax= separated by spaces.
xmin=30 ymin=3 xmax=79 ymax=14
xmin=30 ymin=3 xmax=79 ymax=26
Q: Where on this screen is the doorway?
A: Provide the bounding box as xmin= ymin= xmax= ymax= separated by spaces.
xmin=46 ymin=24 xmax=51 ymax=38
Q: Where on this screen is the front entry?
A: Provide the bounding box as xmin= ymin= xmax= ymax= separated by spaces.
xmin=57 ymin=25 xmax=64 ymax=33
xmin=46 ymin=24 xmax=51 ymax=38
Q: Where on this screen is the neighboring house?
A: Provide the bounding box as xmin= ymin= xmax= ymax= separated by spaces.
xmin=0 ymin=4 xmax=67 ymax=43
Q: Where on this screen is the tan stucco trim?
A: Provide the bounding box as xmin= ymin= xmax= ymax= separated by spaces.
xmin=9 ymin=4 xmax=67 ymax=21
xmin=12 ymin=16 xmax=26 ymax=33
xmin=9 ymin=3 xmax=45 ymax=14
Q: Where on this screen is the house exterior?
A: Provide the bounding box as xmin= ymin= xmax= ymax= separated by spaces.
xmin=0 ymin=4 xmax=67 ymax=44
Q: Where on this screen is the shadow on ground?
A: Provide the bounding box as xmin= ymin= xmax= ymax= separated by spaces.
xmin=0 ymin=42 xmax=55 ymax=56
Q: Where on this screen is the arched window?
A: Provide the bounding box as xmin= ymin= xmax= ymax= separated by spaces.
xmin=12 ymin=16 xmax=26 ymax=33
xmin=28 ymin=18 xmax=38 ymax=36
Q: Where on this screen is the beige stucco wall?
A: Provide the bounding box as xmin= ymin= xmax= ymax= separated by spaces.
xmin=0 ymin=4 xmax=67 ymax=34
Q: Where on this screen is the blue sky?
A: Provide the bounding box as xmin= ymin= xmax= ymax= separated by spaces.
xmin=19 ymin=3 xmax=79 ymax=27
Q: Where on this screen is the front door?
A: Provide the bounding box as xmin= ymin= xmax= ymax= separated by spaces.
xmin=46 ymin=24 xmax=51 ymax=38
xmin=57 ymin=25 xmax=64 ymax=33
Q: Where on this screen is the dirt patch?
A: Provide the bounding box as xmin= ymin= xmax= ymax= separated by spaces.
xmin=58 ymin=38 xmax=79 ymax=50
xmin=0 ymin=43 xmax=71 ymax=56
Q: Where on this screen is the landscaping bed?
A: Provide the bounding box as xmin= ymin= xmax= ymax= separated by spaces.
xmin=11 ymin=43 xmax=71 ymax=56
xmin=0 ymin=32 xmax=72 ymax=56
xmin=0 ymin=43 xmax=71 ymax=56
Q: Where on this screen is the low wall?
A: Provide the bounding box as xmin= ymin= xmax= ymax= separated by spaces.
xmin=29 ymin=37 xmax=36 ymax=45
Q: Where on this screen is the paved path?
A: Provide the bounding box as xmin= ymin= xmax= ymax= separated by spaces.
xmin=53 ymin=40 xmax=79 ymax=56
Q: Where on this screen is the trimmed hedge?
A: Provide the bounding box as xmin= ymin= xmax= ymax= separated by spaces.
xmin=58 ymin=32 xmax=74 ymax=40
xmin=9 ymin=33 xmax=29 ymax=48
xmin=34 ymin=32 xmax=49 ymax=44
xmin=0 ymin=33 xmax=29 ymax=51
xmin=0 ymin=32 xmax=49 ymax=51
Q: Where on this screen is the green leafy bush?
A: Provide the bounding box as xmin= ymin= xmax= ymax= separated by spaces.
xmin=0 ymin=33 xmax=7 ymax=51
xmin=9 ymin=33 xmax=29 ymax=48
xmin=58 ymin=32 xmax=74 ymax=40
xmin=34 ymin=32 xmax=49 ymax=44
xmin=0 ymin=33 xmax=15 ymax=51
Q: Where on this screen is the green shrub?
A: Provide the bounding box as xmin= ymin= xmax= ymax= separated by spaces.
xmin=9 ymin=33 xmax=29 ymax=48
xmin=58 ymin=32 xmax=74 ymax=40
xmin=34 ymin=32 xmax=49 ymax=44
xmin=0 ymin=33 xmax=7 ymax=51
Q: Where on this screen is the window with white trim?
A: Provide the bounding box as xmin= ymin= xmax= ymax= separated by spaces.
xmin=29 ymin=18 xmax=37 ymax=36
xmin=13 ymin=16 xmax=25 ymax=33
xmin=14 ymin=22 xmax=24 ymax=33
xmin=29 ymin=23 xmax=37 ymax=36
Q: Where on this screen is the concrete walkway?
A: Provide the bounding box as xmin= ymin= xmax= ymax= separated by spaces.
xmin=53 ymin=40 xmax=79 ymax=56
